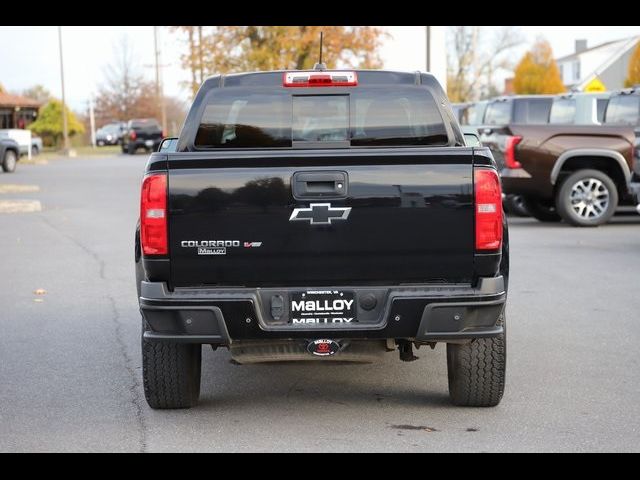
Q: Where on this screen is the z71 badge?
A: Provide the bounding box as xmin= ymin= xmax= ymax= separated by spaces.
xmin=181 ymin=240 xmax=262 ymax=256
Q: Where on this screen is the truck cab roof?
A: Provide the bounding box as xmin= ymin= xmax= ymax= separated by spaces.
xmin=204 ymin=69 xmax=441 ymax=88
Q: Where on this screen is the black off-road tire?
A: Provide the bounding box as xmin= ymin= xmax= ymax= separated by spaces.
xmin=555 ymin=169 xmax=618 ymax=227
xmin=2 ymin=149 xmax=18 ymax=173
xmin=127 ymin=144 xmax=136 ymax=155
xmin=522 ymin=196 xmax=561 ymax=222
xmin=447 ymin=314 xmax=506 ymax=407
xmin=503 ymin=194 xmax=530 ymax=217
xmin=142 ymin=334 xmax=202 ymax=409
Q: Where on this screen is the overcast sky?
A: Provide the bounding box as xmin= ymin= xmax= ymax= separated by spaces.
xmin=1 ymin=25 xmax=639 ymax=112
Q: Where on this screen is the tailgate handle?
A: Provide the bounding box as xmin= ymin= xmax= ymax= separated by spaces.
xmin=293 ymin=171 xmax=348 ymax=199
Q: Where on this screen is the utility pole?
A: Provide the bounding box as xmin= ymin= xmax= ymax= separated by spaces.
xmin=58 ymin=26 xmax=70 ymax=153
xmin=424 ymin=26 xmax=446 ymax=91
xmin=153 ymin=26 xmax=167 ymax=134
xmin=89 ymin=95 xmax=96 ymax=148
xmin=197 ymin=26 xmax=204 ymax=84
xmin=426 ymin=26 xmax=431 ymax=72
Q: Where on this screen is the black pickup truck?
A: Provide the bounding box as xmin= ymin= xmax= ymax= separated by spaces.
xmin=135 ymin=69 xmax=509 ymax=409
xmin=122 ymin=119 xmax=164 ymax=155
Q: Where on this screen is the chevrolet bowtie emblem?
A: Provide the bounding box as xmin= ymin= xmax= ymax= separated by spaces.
xmin=289 ymin=203 xmax=352 ymax=225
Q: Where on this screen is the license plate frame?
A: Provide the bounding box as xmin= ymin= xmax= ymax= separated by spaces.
xmin=290 ymin=290 xmax=356 ymax=325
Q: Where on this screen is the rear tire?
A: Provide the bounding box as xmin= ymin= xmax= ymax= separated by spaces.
xmin=522 ymin=196 xmax=561 ymax=222
xmin=555 ymin=169 xmax=618 ymax=227
xmin=2 ymin=150 xmax=17 ymax=173
xmin=447 ymin=314 xmax=506 ymax=407
xmin=503 ymin=194 xmax=530 ymax=217
xmin=142 ymin=331 xmax=202 ymax=409
xmin=128 ymin=144 xmax=136 ymax=155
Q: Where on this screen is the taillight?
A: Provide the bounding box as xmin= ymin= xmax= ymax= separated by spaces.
xmin=130 ymin=131 xmax=137 ymax=141
xmin=504 ymin=135 xmax=522 ymax=169
xmin=475 ymin=169 xmax=503 ymax=251
xmin=140 ymin=173 xmax=167 ymax=256
xmin=283 ymin=71 xmax=358 ymax=87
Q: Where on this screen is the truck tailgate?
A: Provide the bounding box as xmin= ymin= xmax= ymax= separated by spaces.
xmin=167 ymin=148 xmax=475 ymax=287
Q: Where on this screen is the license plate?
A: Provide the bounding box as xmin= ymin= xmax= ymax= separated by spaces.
xmin=145 ymin=140 xmax=154 ymax=147
xmin=290 ymin=290 xmax=356 ymax=325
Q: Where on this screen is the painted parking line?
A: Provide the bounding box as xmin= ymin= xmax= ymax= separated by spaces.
xmin=0 ymin=200 xmax=42 ymax=213
xmin=0 ymin=184 xmax=40 ymax=194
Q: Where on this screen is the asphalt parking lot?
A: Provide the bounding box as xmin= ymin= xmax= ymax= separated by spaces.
xmin=0 ymin=155 xmax=639 ymax=452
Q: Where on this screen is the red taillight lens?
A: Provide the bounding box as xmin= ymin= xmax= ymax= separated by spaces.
xmin=504 ymin=135 xmax=522 ymax=169
xmin=475 ymin=169 xmax=503 ymax=251
xmin=140 ymin=173 xmax=167 ymax=255
xmin=283 ymin=71 xmax=358 ymax=87
xmin=130 ymin=131 xmax=137 ymax=141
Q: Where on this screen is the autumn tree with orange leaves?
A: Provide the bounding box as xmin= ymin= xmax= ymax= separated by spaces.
xmin=173 ymin=26 xmax=386 ymax=95
xmin=625 ymin=41 xmax=640 ymax=87
xmin=513 ymin=39 xmax=566 ymax=95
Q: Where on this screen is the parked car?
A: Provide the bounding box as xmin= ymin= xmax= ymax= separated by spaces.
xmin=96 ymin=122 xmax=126 ymax=146
xmin=135 ymin=69 xmax=509 ymax=409
xmin=30 ymin=136 xmax=43 ymax=155
xmin=0 ymin=137 xmax=20 ymax=173
xmin=121 ymin=119 xmax=163 ymax=154
xmin=451 ymin=102 xmax=472 ymax=125
xmin=498 ymin=124 xmax=637 ymax=226
xmin=0 ymin=129 xmax=42 ymax=156
xmin=549 ymin=92 xmax=610 ymax=125
xmin=452 ymin=100 xmax=489 ymax=126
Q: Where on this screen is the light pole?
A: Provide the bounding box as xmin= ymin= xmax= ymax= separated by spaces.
xmin=58 ymin=26 xmax=70 ymax=153
xmin=426 ymin=25 xmax=431 ymax=72
xmin=153 ymin=26 xmax=167 ymax=135
xmin=89 ymin=95 xmax=96 ymax=148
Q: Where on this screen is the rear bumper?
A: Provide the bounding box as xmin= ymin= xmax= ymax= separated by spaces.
xmin=630 ymin=182 xmax=640 ymax=209
xmin=139 ymin=277 xmax=506 ymax=345
xmin=501 ymin=168 xmax=553 ymax=198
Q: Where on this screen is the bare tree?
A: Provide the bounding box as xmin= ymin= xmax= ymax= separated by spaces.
xmin=94 ymin=37 xmax=157 ymax=125
xmin=447 ymin=26 xmax=524 ymax=103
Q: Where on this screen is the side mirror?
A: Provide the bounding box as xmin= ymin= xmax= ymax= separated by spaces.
xmin=464 ymin=133 xmax=481 ymax=147
xmin=159 ymin=137 xmax=178 ymax=152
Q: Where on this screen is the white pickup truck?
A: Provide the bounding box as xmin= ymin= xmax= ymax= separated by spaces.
xmin=0 ymin=129 xmax=43 ymax=158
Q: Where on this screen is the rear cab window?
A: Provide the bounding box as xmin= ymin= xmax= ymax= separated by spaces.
xmin=549 ymin=98 xmax=577 ymax=124
xmin=131 ymin=119 xmax=162 ymax=131
xmin=483 ymin=101 xmax=512 ymax=125
xmin=605 ymin=95 xmax=640 ymax=125
xmin=513 ymin=98 xmax=552 ymax=124
xmin=194 ymin=84 xmax=449 ymax=149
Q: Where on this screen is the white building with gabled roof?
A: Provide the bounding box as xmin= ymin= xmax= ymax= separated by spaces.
xmin=556 ymin=36 xmax=640 ymax=92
